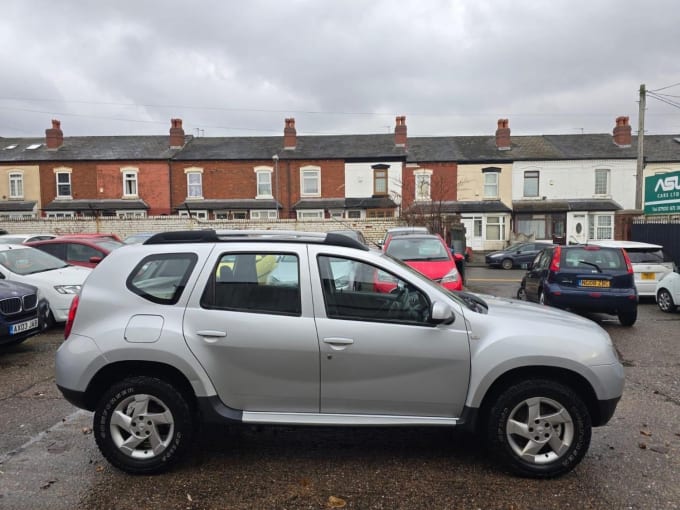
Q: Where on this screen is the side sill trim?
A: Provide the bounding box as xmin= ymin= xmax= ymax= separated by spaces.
xmin=242 ymin=411 xmax=459 ymax=426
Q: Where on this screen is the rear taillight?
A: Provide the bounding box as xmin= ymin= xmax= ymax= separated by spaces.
xmin=549 ymin=246 xmax=562 ymax=272
xmin=64 ymin=294 xmax=79 ymax=340
xmin=622 ymin=249 xmax=634 ymax=274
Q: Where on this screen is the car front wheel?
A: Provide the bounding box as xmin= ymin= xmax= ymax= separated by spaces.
xmin=656 ymin=289 xmax=676 ymax=313
xmin=486 ymin=379 xmax=591 ymax=478
xmin=94 ymin=376 xmax=195 ymax=474
xmin=501 ymin=258 xmax=513 ymax=270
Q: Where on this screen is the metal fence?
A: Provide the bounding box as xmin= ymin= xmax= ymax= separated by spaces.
xmin=631 ymin=217 xmax=680 ymax=267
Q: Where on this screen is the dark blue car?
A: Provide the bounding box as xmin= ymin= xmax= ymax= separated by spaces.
xmin=0 ymin=280 xmax=48 ymax=346
xmin=517 ymin=244 xmax=638 ymax=326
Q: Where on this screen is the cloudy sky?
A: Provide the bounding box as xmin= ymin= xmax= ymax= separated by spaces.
xmin=1 ymin=0 xmax=679 ymax=140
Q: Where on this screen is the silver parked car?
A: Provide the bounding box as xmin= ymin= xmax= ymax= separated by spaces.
xmin=56 ymin=230 xmax=624 ymax=477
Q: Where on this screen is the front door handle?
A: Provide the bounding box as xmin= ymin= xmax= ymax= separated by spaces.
xmin=197 ymin=330 xmax=227 ymax=338
xmin=323 ymin=337 xmax=354 ymax=350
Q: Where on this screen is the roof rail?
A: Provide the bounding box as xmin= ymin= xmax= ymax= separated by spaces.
xmin=144 ymin=229 xmax=368 ymax=250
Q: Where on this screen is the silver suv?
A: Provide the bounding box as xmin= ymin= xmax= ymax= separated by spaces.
xmin=56 ymin=230 xmax=624 ymax=478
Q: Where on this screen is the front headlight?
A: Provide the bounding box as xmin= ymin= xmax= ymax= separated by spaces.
xmin=441 ymin=268 xmax=460 ymax=283
xmin=54 ymin=285 xmax=82 ymax=294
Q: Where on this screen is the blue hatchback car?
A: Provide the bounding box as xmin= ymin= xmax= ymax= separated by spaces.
xmin=0 ymin=280 xmax=48 ymax=346
xmin=517 ymin=244 xmax=638 ymax=326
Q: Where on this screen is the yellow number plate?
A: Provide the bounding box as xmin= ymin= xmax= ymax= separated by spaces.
xmin=579 ymin=279 xmax=611 ymax=288
xmin=641 ymin=272 xmax=655 ymax=280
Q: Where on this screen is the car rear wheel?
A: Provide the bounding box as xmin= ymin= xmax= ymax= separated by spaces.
xmin=656 ymin=289 xmax=676 ymax=313
xmin=94 ymin=376 xmax=195 ymax=474
xmin=486 ymin=379 xmax=591 ymax=478
xmin=516 ymin=286 xmax=527 ymax=300
xmin=618 ymin=309 xmax=637 ymax=327
xmin=501 ymin=258 xmax=513 ymax=270
xmin=539 ymin=290 xmax=546 ymax=305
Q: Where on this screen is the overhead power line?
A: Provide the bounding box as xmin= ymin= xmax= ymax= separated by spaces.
xmin=650 ymin=81 xmax=680 ymax=93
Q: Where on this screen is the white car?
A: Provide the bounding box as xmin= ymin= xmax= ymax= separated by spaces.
xmin=0 ymin=233 xmax=56 ymax=244
xmin=655 ymin=271 xmax=680 ymax=313
xmin=586 ymin=240 xmax=676 ymax=297
xmin=0 ymin=244 xmax=91 ymax=324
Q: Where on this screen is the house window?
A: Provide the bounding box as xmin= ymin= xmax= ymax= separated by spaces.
xmin=297 ymin=209 xmax=324 ymax=221
xmin=330 ymin=210 xmax=344 ymax=219
xmin=178 ymin=210 xmax=208 ymax=219
xmin=347 ymin=210 xmax=362 ymax=219
xmin=523 ymin=171 xmax=539 ymax=197
xmin=300 ymin=166 xmax=321 ymax=196
xmin=122 ymin=168 xmax=138 ymax=197
xmin=46 ymin=211 xmax=75 ymax=218
xmin=117 ymin=210 xmax=147 ymax=218
xmin=56 ymin=170 xmax=72 ymax=198
xmin=186 ymin=169 xmax=203 ymax=199
xmin=483 ymin=170 xmax=499 ymax=198
xmin=594 ymin=169 xmax=609 ymax=195
xmin=588 ymin=214 xmax=613 ymax=240
xmin=255 ymin=168 xmax=273 ymax=198
xmin=373 ymin=166 xmax=388 ymax=196
xmin=414 ymin=169 xmax=432 ymax=201
xmin=215 ymin=210 xmax=247 ymax=220
xmin=9 ymin=172 xmax=23 ymax=199
xmin=367 ymin=209 xmax=393 ymax=219
xmin=250 ymin=209 xmax=278 ymax=220
xmin=485 ymin=215 xmax=505 ymax=241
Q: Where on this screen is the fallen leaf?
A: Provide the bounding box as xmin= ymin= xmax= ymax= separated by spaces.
xmin=96 ymin=465 xmax=104 ymax=472
xmin=328 ymin=495 xmax=347 ymax=508
xmin=640 ymin=430 xmax=652 ymax=437
xmin=187 ymin=494 xmax=193 ymax=502
xmin=638 ymin=442 xmax=647 ymax=449
xmin=82 ymin=427 xmax=93 ymax=435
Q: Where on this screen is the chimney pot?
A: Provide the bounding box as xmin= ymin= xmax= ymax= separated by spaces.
xmin=394 ymin=115 xmax=407 ymax=147
xmin=613 ymin=115 xmax=632 ymax=147
xmin=45 ymin=118 xmax=64 ymax=150
xmin=284 ymin=117 xmax=297 ymax=150
xmin=495 ymin=118 xmax=511 ymax=150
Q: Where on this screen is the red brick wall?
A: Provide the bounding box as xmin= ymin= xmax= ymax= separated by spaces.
xmin=400 ymin=162 xmax=458 ymax=210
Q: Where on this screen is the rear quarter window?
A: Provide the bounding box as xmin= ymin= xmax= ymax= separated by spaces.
xmin=126 ymin=253 xmax=197 ymax=304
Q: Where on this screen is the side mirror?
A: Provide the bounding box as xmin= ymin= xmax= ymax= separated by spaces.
xmin=430 ymin=301 xmax=455 ymax=325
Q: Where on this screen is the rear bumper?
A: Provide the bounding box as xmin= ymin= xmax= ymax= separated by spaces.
xmin=544 ymin=283 xmax=638 ymax=313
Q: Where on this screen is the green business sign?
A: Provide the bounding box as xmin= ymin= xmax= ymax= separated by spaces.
xmin=644 ymin=170 xmax=680 ymax=214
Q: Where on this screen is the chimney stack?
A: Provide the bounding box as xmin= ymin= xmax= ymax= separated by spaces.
xmin=613 ymin=116 xmax=632 ymax=147
xmin=495 ymin=119 xmax=511 ymax=150
xmin=284 ymin=118 xmax=297 ymax=150
xmin=394 ymin=115 xmax=407 ymax=147
xmin=45 ymin=119 xmax=63 ymax=150
xmin=169 ymin=118 xmax=185 ymax=148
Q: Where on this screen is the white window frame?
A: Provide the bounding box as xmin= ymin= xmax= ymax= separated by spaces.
xmin=347 ymin=209 xmax=363 ymax=219
xmin=485 ymin=215 xmax=506 ymax=241
xmin=185 ymin=167 xmax=203 ymax=199
xmin=178 ymin=209 xmax=208 ymax=219
xmin=250 ymin=209 xmax=278 ymax=220
xmin=296 ymin=209 xmax=324 ymax=221
xmin=414 ymin=169 xmax=432 ymax=201
xmin=594 ymin=168 xmax=610 ymax=196
xmin=588 ymin=214 xmax=614 ymax=240
xmin=116 ymin=210 xmax=147 ymax=218
xmin=121 ymin=167 xmax=139 ymax=198
xmin=8 ymin=171 xmax=23 ymax=199
xmin=254 ymin=166 xmax=274 ymax=199
xmin=483 ymin=171 xmax=499 ymax=199
xmin=54 ymin=167 xmax=72 ymax=199
xmin=300 ymin=166 xmax=321 ymax=197
xmin=329 ymin=209 xmax=344 ymax=219
xmin=46 ymin=211 xmax=75 ymax=218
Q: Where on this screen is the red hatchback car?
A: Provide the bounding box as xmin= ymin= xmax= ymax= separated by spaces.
xmin=381 ymin=233 xmax=463 ymax=291
xmin=27 ymin=236 xmax=124 ymax=268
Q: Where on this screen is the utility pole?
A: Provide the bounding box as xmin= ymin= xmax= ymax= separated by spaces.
xmin=635 ymin=84 xmax=646 ymax=210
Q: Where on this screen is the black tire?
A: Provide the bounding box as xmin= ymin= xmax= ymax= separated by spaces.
xmin=516 ymin=286 xmax=527 ymax=301
xmin=656 ymin=289 xmax=676 ymax=313
xmin=94 ymin=376 xmax=195 ymax=474
xmin=618 ymin=308 xmax=637 ymax=327
xmin=539 ymin=290 xmax=547 ymax=305
xmin=501 ymin=258 xmax=514 ymax=270
xmin=486 ymin=379 xmax=591 ymax=478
